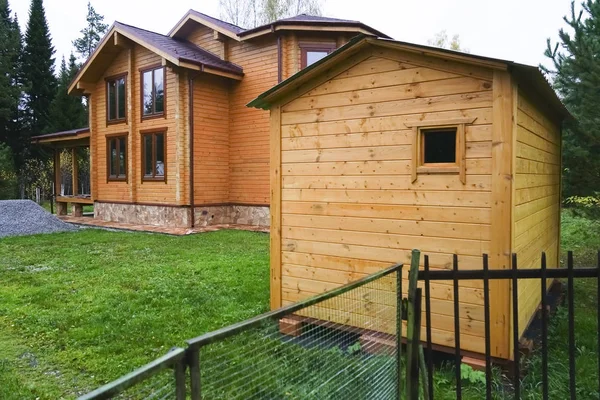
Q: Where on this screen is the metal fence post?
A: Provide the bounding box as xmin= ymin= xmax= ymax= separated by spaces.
xmin=174 ymin=357 xmax=186 ymax=400
xmin=396 ymin=266 xmax=403 ymax=400
xmin=188 ymin=348 xmax=201 ymax=400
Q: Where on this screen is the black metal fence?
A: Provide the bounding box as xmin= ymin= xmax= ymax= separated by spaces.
xmin=415 ymin=251 xmax=600 ymax=400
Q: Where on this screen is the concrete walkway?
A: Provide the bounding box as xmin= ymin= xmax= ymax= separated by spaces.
xmin=58 ymin=216 xmax=269 ymax=236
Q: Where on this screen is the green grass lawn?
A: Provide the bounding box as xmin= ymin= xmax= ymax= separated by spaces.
xmin=0 ymin=210 xmax=598 ymax=399
xmin=0 ymin=229 xmax=269 ymax=399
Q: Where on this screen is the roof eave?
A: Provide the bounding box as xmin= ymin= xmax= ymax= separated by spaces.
xmin=168 ymin=11 xmax=242 ymax=41
xmin=239 ymin=21 xmax=390 ymax=40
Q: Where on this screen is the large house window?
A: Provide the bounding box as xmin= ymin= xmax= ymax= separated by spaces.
xmin=141 ymin=130 xmax=166 ymax=181
xmin=107 ymin=134 xmax=127 ymax=181
xmin=300 ymin=43 xmax=336 ymax=68
xmin=106 ymin=74 xmax=127 ymax=123
xmin=141 ymin=66 xmax=165 ymax=118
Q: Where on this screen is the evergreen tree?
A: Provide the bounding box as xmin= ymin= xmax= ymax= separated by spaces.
xmin=22 ymin=0 xmax=56 ymax=160
xmin=0 ymin=0 xmax=23 ymax=155
xmin=72 ymin=1 xmax=108 ymax=61
xmin=545 ymin=0 xmax=600 ymax=198
xmin=47 ymin=54 xmax=87 ymax=133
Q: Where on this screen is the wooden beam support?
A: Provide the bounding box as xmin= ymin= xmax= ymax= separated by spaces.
xmin=72 ymin=147 xmax=79 ymax=196
xmin=114 ymin=31 xmax=131 ymax=48
xmin=489 ymin=70 xmax=515 ymax=360
xmin=213 ymin=30 xmax=226 ymax=42
xmin=76 ymin=81 xmax=94 ymax=94
xmin=270 ymin=105 xmax=282 ymax=310
xmin=54 ymin=149 xmax=61 ymax=197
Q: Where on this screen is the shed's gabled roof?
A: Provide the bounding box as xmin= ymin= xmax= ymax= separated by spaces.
xmin=247 ymin=35 xmax=571 ymax=120
xmin=169 ymin=10 xmax=390 ymax=40
xmin=69 ymin=22 xmax=243 ymax=94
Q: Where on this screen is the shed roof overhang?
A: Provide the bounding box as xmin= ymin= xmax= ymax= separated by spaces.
xmin=69 ymin=22 xmax=244 ymax=96
xmin=31 ymin=127 xmax=90 ymax=148
xmin=247 ymin=36 xmax=571 ymax=121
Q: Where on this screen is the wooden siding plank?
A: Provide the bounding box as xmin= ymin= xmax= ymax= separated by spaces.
xmin=489 ymin=70 xmax=513 ymax=359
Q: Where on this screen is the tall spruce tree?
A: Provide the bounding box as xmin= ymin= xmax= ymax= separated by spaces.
xmin=47 ymin=54 xmax=87 ymax=133
xmin=545 ymin=0 xmax=600 ymax=198
xmin=0 ymin=0 xmax=23 ymax=157
xmin=22 ymin=0 xmax=56 ymax=159
xmin=73 ymin=2 xmax=108 ymax=61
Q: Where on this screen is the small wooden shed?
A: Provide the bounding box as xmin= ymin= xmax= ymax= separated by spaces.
xmin=249 ymin=36 xmax=569 ymax=360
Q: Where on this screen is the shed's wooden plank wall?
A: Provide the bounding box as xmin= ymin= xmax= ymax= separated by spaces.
xmin=513 ymin=93 xmax=561 ymax=336
xmin=277 ymin=52 xmax=494 ymax=353
xmin=93 ymin=45 xmax=184 ymax=205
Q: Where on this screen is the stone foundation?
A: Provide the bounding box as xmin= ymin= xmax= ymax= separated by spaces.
xmin=194 ymin=205 xmax=270 ymax=227
xmin=95 ymin=202 xmax=190 ymax=227
xmin=94 ymin=202 xmax=270 ymax=228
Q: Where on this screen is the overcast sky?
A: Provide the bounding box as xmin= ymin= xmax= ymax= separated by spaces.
xmin=11 ymin=0 xmax=572 ymax=71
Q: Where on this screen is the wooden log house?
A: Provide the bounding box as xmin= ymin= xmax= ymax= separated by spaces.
xmin=249 ymin=36 xmax=570 ymax=360
xmin=31 ymin=11 xmax=388 ymax=227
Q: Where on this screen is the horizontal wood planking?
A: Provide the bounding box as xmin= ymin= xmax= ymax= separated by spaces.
xmin=283 ymin=226 xmax=489 ymax=256
xmin=282 ymin=214 xmax=490 ymax=240
xmin=281 ymin=125 xmax=492 ymax=150
xmin=275 ymin=49 xmax=495 ymax=350
xmin=281 ymin=109 xmax=493 ymax=138
xmin=285 ymin=76 xmax=492 ymax=112
xmin=281 ymin=91 xmax=493 ymax=125
xmin=282 ymin=188 xmax=491 ymax=207
xmin=282 ymin=174 xmax=491 ymax=191
xmin=283 ymin=238 xmax=486 ymax=271
xmin=193 ymin=74 xmax=230 ymax=204
xmin=92 ymin=45 xmax=183 ymax=205
xmin=514 ymin=92 xmax=561 ymax=337
xmin=227 ymin=35 xmax=278 ymax=205
xmin=283 ymin=159 xmax=492 ymax=176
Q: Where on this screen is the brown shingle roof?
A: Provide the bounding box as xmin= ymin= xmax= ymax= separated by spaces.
xmin=115 ymin=22 xmax=243 ymax=75
xmin=238 ymin=13 xmax=391 ymax=39
xmin=187 ymin=9 xmax=245 ymax=34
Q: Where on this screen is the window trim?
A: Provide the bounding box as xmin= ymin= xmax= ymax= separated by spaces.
xmin=106 ymin=133 xmax=128 ymax=182
xmin=105 ymin=73 xmax=128 ymax=125
xmin=299 ymin=42 xmax=336 ymax=69
xmin=140 ymin=128 xmax=167 ymax=183
xmin=406 ymin=118 xmax=477 ymax=184
xmin=140 ymin=64 xmax=167 ymax=121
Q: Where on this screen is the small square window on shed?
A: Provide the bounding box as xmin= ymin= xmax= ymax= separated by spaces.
xmin=406 ymin=118 xmax=476 ymax=184
xmin=422 ymin=128 xmax=457 ymax=164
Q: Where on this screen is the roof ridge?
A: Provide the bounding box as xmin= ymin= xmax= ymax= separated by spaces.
xmin=114 ymin=21 xmax=170 ymax=37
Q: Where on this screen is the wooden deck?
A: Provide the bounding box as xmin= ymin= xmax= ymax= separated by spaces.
xmin=58 ymin=216 xmax=269 ymax=236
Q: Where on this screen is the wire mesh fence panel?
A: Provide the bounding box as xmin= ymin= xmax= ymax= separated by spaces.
xmin=192 ymin=267 xmax=402 ymax=400
xmin=113 ymin=367 xmax=177 ymax=400
xmin=78 ymin=348 xmax=187 ymax=400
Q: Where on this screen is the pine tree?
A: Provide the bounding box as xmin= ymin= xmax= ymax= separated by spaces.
xmin=22 ymin=0 xmax=56 ymax=159
xmin=545 ymin=0 xmax=600 ymax=198
xmin=72 ymin=1 xmax=108 ymax=61
xmin=47 ymin=54 xmax=87 ymax=133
